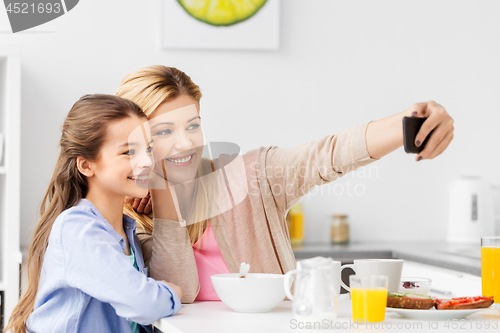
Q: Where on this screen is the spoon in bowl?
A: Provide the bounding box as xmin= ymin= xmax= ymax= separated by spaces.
xmin=239 ymin=262 xmax=250 ymax=278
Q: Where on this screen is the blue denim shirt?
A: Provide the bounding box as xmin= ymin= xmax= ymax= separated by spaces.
xmin=26 ymin=199 xmax=181 ymax=333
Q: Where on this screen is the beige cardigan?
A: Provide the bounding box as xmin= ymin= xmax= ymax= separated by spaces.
xmin=137 ymin=121 xmax=378 ymax=303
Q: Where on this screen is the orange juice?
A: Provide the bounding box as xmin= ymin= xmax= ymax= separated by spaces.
xmin=289 ymin=203 xmax=303 ymax=245
xmin=481 ymin=246 xmax=500 ymax=303
xmin=351 ymin=288 xmax=387 ymax=323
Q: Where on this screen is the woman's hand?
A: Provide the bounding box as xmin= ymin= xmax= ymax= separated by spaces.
xmin=410 ymin=100 xmax=454 ymax=162
xmin=366 ymin=100 xmax=454 ymax=160
xmin=162 ymin=280 xmax=183 ymax=302
xmin=124 ymin=193 xmax=152 ymax=214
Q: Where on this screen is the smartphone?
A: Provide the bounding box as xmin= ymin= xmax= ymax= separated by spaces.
xmin=402 ymin=117 xmax=433 ymax=154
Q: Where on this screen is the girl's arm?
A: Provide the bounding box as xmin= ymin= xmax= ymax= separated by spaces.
xmin=59 ymin=208 xmax=181 ymax=324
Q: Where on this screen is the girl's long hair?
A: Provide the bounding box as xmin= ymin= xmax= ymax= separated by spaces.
xmin=117 ymin=65 xmax=215 ymax=246
xmin=5 ymin=94 xmax=146 ymax=333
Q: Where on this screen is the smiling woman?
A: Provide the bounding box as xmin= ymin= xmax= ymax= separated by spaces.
xmin=148 ymin=103 xmax=204 ymax=186
xmin=117 ymin=65 xmax=454 ymax=304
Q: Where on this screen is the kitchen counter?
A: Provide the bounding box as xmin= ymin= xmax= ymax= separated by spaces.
xmin=154 ymin=299 xmax=500 ymax=333
xmin=292 ymin=242 xmax=482 ymax=276
xmin=154 ymin=242 xmax=492 ymax=332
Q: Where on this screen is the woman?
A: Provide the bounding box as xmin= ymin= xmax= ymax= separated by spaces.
xmin=117 ymin=65 xmax=454 ymax=303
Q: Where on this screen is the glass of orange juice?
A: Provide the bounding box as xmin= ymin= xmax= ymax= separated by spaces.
xmin=350 ymin=275 xmax=388 ymax=323
xmin=481 ymin=236 xmax=500 ymax=304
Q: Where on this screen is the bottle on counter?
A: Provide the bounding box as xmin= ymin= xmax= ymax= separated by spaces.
xmin=287 ymin=203 xmax=304 ymax=246
xmin=331 ymin=214 xmax=349 ymax=244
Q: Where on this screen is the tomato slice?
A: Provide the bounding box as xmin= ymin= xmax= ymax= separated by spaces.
xmin=436 ymin=296 xmax=494 ymax=309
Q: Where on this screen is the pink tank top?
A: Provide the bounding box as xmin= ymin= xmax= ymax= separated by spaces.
xmin=192 ymin=221 xmax=230 ymax=301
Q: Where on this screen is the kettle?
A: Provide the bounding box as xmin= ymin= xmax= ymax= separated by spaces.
xmin=447 ymin=176 xmax=500 ymax=244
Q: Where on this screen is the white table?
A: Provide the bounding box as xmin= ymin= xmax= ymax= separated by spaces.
xmin=154 ymin=299 xmax=500 ymax=333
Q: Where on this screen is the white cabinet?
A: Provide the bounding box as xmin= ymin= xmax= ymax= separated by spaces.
xmin=0 ymin=46 xmax=21 ymax=328
xmin=402 ymin=260 xmax=482 ymax=297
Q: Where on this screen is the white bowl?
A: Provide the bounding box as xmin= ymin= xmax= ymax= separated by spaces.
xmin=399 ymin=277 xmax=432 ymax=295
xmin=211 ymin=273 xmax=286 ymax=312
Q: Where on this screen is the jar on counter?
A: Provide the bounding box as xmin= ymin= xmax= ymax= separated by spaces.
xmin=331 ymin=214 xmax=349 ymax=244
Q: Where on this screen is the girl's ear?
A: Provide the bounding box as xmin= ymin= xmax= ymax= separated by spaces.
xmin=77 ymin=156 xmax=95 ymax=177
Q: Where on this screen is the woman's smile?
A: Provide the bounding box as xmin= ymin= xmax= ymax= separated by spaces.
xmin=165 ymin=153 xmax=194 ymax=167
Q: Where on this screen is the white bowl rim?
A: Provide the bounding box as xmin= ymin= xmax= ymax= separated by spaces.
xmin=354 ymin=259 xmax=404 ymax=262
xmin=400 ymin=277 xmax=432 ymax=282
xmin=211 ymin=273 xmax=284 ymax=279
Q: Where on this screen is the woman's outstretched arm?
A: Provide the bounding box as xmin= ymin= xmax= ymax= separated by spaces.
xmin=257 ymin=100 xmax=454 ymax=215
xmin=366 ymin=100 xmax=454 ymax=161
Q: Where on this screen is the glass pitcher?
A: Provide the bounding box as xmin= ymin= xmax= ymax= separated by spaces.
xmin=284 ymin=257 xmax=340 ymax=324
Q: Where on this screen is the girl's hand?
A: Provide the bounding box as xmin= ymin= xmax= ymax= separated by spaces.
xmin=411 ymin=100 xmax=454 ymax=162
xmin=124 ymin=193 xmax=152 ymax=214
xmin=162 ymin=280 xmax=183 ymax=302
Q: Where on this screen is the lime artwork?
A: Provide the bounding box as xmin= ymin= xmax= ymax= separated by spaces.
xmin=177 ymin=0 xmax=268 ymax=26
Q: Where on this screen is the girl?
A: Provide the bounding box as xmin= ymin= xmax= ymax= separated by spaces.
xmin=118 ymin=66 xmax=454 ymax=303
xmin=6 ymin=95 xmax=181 ymax=333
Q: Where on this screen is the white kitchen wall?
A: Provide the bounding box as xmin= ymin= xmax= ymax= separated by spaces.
xmin=0 ymin=0 xmax=499 ymax=248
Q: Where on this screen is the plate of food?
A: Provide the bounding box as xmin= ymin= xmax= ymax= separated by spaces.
xmin=386 ymin=292 xmax=494 ymax=320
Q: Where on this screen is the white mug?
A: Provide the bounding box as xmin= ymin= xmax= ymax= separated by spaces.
xmin=340 ymin=259 xmax=403 ymax=293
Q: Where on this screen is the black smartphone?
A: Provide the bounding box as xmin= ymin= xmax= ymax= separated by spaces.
xmin=402 ymin=117 xmax=433 ymax=154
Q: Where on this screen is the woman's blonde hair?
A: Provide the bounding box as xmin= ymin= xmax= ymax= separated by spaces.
xmin=5 ymin=95 xmax=146 ymax=333
xmin=117 ymin=65 xmax=216 ymax=246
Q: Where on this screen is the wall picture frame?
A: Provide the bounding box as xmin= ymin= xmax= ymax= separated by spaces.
xmin=160 ymin=0 xmax=280 ymax=50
